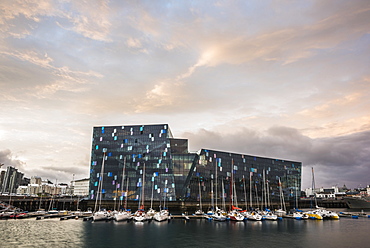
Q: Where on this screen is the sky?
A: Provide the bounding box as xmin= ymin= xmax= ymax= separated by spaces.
xmin=0 ymin=0 xmax=369 ymax=190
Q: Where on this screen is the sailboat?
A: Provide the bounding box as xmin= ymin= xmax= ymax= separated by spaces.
xmin=146 ymin=175 xmax=157 ymax=220
xmin=228 ymin=160 xmax=244 ymax=221
xmin=114 ymin=158 xmax=132 ymax=221
xmin=261 ymin=170 xmax=278 ymax=221
xmin=306 ymin=168 xmax=339 ymax=220
xmin=211 ymin=158 xmax=227 ymax=221
xmin=153 ymin=177 xmax=170 ymax=222
xmin=245 ymin=174 xmax=262 ymax=221
xmin=275 ymin=178 xmax=287 ymax=217
xmin=133 ymin=163 xmax=148 ymax=222
xmin=93 ymin=148 xmax=110 ymax=221
xmin=195 ymin=181 xmax=204 ymax=215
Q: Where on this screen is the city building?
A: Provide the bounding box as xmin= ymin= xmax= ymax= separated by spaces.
xmin=89 ymin=124 xmax=302 ymax=206
xmin=73 ymin=178 xmax=89 ymax=197
xmin=0 ymin=166 xmax=25 ymax=194
xmin=305 ymin=186 xmax=347 ymax=199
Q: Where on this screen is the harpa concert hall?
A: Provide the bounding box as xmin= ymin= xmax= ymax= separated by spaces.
xmin=89 ymin=124 xmax=301 ymax=207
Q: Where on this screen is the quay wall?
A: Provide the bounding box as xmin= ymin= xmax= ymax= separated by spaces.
xmin=1 ymin=196 xmax=348 ymax=212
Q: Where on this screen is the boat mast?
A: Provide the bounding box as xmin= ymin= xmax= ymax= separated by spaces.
xmin=267 ymin=179 xmax=271 ymax=210
xmin=295 ymin=177 xmax=299 ymax=209
xmin=254 ymin=183 xmax=259 ymax=209
xmin=150 ymin=175 xmax=155 ymax=210
xmin=141 ymin=162 xmax=145 ymax=209
xmin=263 ymin=169 xmax=267 ymax=210
xmin=215 ymin=157 xmax=218 ymax=209
xmin=94 ymin=148 xmax=106 ymax=212
xmin=164 ymin=178 xmax=167 ymax=210
xmin=210 ymin=179 xmax=214 ymax=211
xmin=249 ymin=172 xmax=253 ymax=210
xmin=124 ymin=177 xmax=129 ymax=210
xmin=222 ymin=178 xmax=226 ymax=210
xmin=279 ymin=177 xmax=286 ymax=212
xmin=198 ymin=181 xmax=202 ymax=212
xmin=312 ymin=167 xmax=317 ymax=208
xmin=243 ymin=175 xmax=247 ymax=210
xmin=230 ymin=159 xmax=234 ymax=209
xmin=119 ymin=157 xmax=126 ymax=210
xmin=233 ymin=179 xmax=238 ymax=208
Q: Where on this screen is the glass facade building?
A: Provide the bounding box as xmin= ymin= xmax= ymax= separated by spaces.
xmin=89 ymin=124 xmax=301 ymax=206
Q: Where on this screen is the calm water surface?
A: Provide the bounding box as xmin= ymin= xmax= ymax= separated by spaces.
xmin=1 ymin=214 xmax=369 ymax=248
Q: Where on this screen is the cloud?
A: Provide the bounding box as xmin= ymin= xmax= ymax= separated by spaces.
xmin=0 ymin=149 xmax=26 ymax=171
xmin=182 ymin=126 xmax=370 ymax=189
xmin=0 ymin=0 xmax=369 ymax=191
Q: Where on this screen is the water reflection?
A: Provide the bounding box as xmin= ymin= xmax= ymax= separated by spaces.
xmin=1 ymin=217 xmax=369 ymax=248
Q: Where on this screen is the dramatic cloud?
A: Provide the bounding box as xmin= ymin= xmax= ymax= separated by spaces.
xmin=0 ymin=0 xmax=369 ymax=188
xmin=0 ymin=149 xmax=26 ymax=172
xmin=183 ymin=127 xmax=370 ymax=188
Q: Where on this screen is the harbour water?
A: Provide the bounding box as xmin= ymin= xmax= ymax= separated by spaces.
xmin=1 ymin=211 xmax=369 ymax=248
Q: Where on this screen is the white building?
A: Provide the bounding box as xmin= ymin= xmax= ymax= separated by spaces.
xmin=73 ymin=178 xmax=89 ymax=196
xmin=16 ymin=176 xmax=67 ymax=196
xmin=17 ymin=186 xmax=28 ymax=195
xmin=305 ymin=186 xmax=346 ymax=199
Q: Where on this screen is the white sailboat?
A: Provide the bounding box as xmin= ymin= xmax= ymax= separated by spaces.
xmin=212 ymin=158 xmax=227 ymax=221
xmin=275 ymin=178 xmax=287 ymax=217
xmin=228 ymin=160 xmax=244 ymax=221
xmin=133 ymin=163 xmax=148 ymax=222
xmin=153 ymin=209 xmax=169 ymax=222
xmin=261 ymin=170 xmax=278 ymax=221
xmin=93 ymin=148 xmax=110 ymax=221
xmin=114 ymin=158 xmax=133 ymax=221
xmin=195 ymin=181 xmax=204 ymax=215
xmin=306 ymin=168 xmax=339 ymax=220
xmin=244 ymin=173 xmax=262 ymax=221
xmin=154 ymin=177 xmax=170 ymax=222
xmin=146 ymin=175 xmax=157 ymax=220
